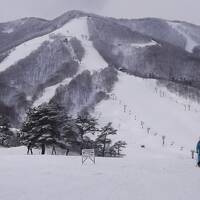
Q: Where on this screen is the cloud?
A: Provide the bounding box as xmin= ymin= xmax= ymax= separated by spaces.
xmin=101 ymin=0 xmax=200 ymax=25
xmin=0 ymin=0 xmax=199 ymax=25
xmin=0 ymin=0 xmax=107 ymax=22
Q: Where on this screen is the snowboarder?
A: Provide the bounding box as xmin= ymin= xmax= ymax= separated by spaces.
xmin=52 ymin=144 xmax=56 ymax=155
xmin=196 ymin=139 xmax=200 ymax=166
xmin=27 ymin=141 xmax=33 ymax=155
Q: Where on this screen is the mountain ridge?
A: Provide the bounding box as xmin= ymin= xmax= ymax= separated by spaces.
xmin=1 ymin=10 xmax=200 ymax=54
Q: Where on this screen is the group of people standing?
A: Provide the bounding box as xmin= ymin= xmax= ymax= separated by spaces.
xmin=27 ymin=142 xmax=70 ymax=156
xmin=26 ymin=140 xmax=200 ymax=166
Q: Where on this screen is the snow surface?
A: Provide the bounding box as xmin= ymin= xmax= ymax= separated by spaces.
xmin=168 ymin=22 xmax=198 ymax=53
xmin=0 ymin=141 xmax=199 ymax=200
xmin=53 ymin=17 xmax=108 ymax=73
xmin=1 ymin=72 xmax=200 ymax=200
xmin=114 ymin=40 xmax=160 ymax=58
xmin=130 ymin=40 xmax=159 ymax=48
xmin=0 ymin=35 xmax=51 ymax=73
xmin=2 ymin=27 xmax=14 ymax=34
xmin=95 ymin=71 xmax=200 ymax=153
xmin=33 ymin=78 xmax=72 ymax=107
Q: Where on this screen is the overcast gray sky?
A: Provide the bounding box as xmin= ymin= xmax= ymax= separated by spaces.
xmin=0 ymin=0 xmax=200 ymax=25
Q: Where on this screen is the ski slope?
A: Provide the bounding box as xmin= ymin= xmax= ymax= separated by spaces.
xmin=31 ymin=17 xmax=108 ymax=106
xmin=1 ymin=72 xmax=200 ymax=200
xmin=168 ymin=22 xmax=198 ymax=53
xmin=130 ymin=40 xmax=159 ymax=48
xmin=0 ymin=17 xmax=107 ymax=74
xmin=0 ymin=143 xmax=199 ymax=200
xmin=95 ymin=71 xmax=200 ymax=153
xmin=53 ymin=17 xmax=108 ymax=73
xmin=0 ymin=35 xmax=51 ymax=73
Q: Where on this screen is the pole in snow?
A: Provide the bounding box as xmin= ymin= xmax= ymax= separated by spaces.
xmin=141 ymin=121 xmax=144 ymax=128
xmin=124 ymin=105 xmax=127 ymax=113
xmin=147 ymin=128 xmax=150 ymax=134
xmin=162 ymin=135 xmax=166 ymax=146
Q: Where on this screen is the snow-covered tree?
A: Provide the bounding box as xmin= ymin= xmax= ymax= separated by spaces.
xmin=21 ymin=103 xmax=66 ymax=154
xmin=59 ymin=115 xmax=80 ymax=149
xmin=95 ymin=122 xmax=117 ymax=157
xmin=111 ymin=141 xmax=127 ymax=157
xmin=75 ymin=113 xmax=98 ymax=153
xmin=0 ymin=115 xmax=15 ymax=147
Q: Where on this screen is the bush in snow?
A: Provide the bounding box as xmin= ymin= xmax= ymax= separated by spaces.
xmin=110 ymin=141 xmax=127 ymax=157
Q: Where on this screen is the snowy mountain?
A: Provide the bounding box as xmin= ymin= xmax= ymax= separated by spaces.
xmin=117 ymin=18 xmax=200 ymax=55
xmin=1 ymin=10 xmax=200 ymax=200
xmin=0 ymin=10 xmax=200 ymax=143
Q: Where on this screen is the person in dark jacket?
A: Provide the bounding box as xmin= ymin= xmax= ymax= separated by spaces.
xmin=66 ymin=148 xmax=70 ymax=156
xmin=52 ymin=144 xmax=56 ymax=155
xmin=196 ymin=139 xmax=200 ymax=166
xmin=27 ymin=142 xmax=33 ymax=155
xmin=41 ymin=143 xmax=45 ymax=155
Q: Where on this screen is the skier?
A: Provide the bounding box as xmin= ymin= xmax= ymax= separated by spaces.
xmin=27 ymin=141 xmax=33 ymax=155
xmin=66 ymin=148 xmax=70 ymax=156
xmin=196 ymin=139 xmax=200 ymax=167
xmin=52 ymin=144 xmax=56 ymax=155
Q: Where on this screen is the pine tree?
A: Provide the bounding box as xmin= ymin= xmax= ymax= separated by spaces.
xmin=0 ymin=115 xmax=14 ymax=147
xmin=20 ymin=103 xmax=65 ymax=154
xmin=95 ymin=122 xmax=117 ymax=157
xmin=59 ymin=115 xmax=79 ymax=149
xmin=75 ymin=113 xmax=98 ymax=153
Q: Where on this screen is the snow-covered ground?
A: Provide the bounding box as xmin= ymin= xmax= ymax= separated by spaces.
xmin=95 ymin=71 xmax=200 ymax=152
xmin=0 ymin=144 xmax=199 ymax=200
xmin=1 ymin=70 xmax=200 ymax=200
